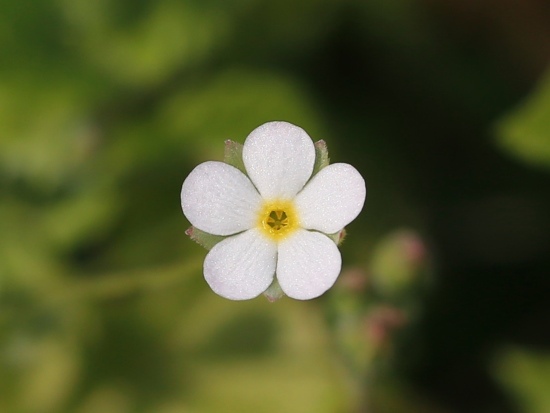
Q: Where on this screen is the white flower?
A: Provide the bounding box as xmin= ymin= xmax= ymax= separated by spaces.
xmin=181 ymin=121 xmax=366 ymax=300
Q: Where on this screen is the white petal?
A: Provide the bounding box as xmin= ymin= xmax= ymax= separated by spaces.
xmin=242 ymin=121 xmax=315 ymax=199
xmin=276 ymin=229 xmax=342 ymax=300
xmin=181 ymin=161 xmax=262 ymax=236
xmin=204 ymin=229 xmax=277 ymax=300
xmin=295 ymin=163 xmax=366 ymax=234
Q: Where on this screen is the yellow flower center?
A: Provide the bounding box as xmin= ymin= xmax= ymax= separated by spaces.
xmin=258 ymin=199 xmax=299 ymax=240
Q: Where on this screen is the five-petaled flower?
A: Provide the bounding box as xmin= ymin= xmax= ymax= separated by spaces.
xmin=181 ymin=121 xmax=366 ymax=300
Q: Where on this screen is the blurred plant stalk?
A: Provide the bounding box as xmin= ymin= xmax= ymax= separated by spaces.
xmin=327 ymin=229 xmax=431 ymax=413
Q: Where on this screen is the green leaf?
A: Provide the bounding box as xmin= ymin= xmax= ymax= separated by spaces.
xmin=495 ymin=70 xmax=550 ymax=170
xmin=494 ymin=347 xmax=550 ymax=413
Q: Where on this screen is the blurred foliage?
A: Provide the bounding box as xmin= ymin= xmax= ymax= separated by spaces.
xmin=1 ymin=0 xmax=550 ymax=412
xmin=494 ymin=348 xmax=550 ymax=413
xmin=496 ymin=68 xmax=550 ymax=170
xmin=369 ymin=229 xmax=429 ymax=300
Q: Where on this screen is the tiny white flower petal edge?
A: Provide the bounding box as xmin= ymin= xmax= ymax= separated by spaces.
xmin=181 ymin=161 xmax=262 ymax=236
xmin=295 ymin=163 xmax=366 ymax=234
xmin=242 ymin=121 xmax=316 ymax=200
xmin=276 ymin=229 xmax=342 ymax=300
xmin=204 ymin=229 xmax=277 ymax=300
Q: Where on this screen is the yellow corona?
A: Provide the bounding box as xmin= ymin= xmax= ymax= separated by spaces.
xmin=257 ymin=200 xmax=299 ymax=240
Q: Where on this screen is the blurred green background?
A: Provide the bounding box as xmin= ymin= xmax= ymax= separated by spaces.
xmin=1 ymin=0 xmax=550 ymax=412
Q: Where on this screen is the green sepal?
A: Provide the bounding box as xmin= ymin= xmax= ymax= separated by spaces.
xmin=263 ymin=279 xmax=285 ymax=302
xmin=185 ymin=226 xmax=226 ymax=251
xmin=312 ymin=139 xmax=330 ymax=176
xmin=327 ymin=228 xmax=346 ymax=246
xmin=223 ymin=140 xmax=247 ymax=174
